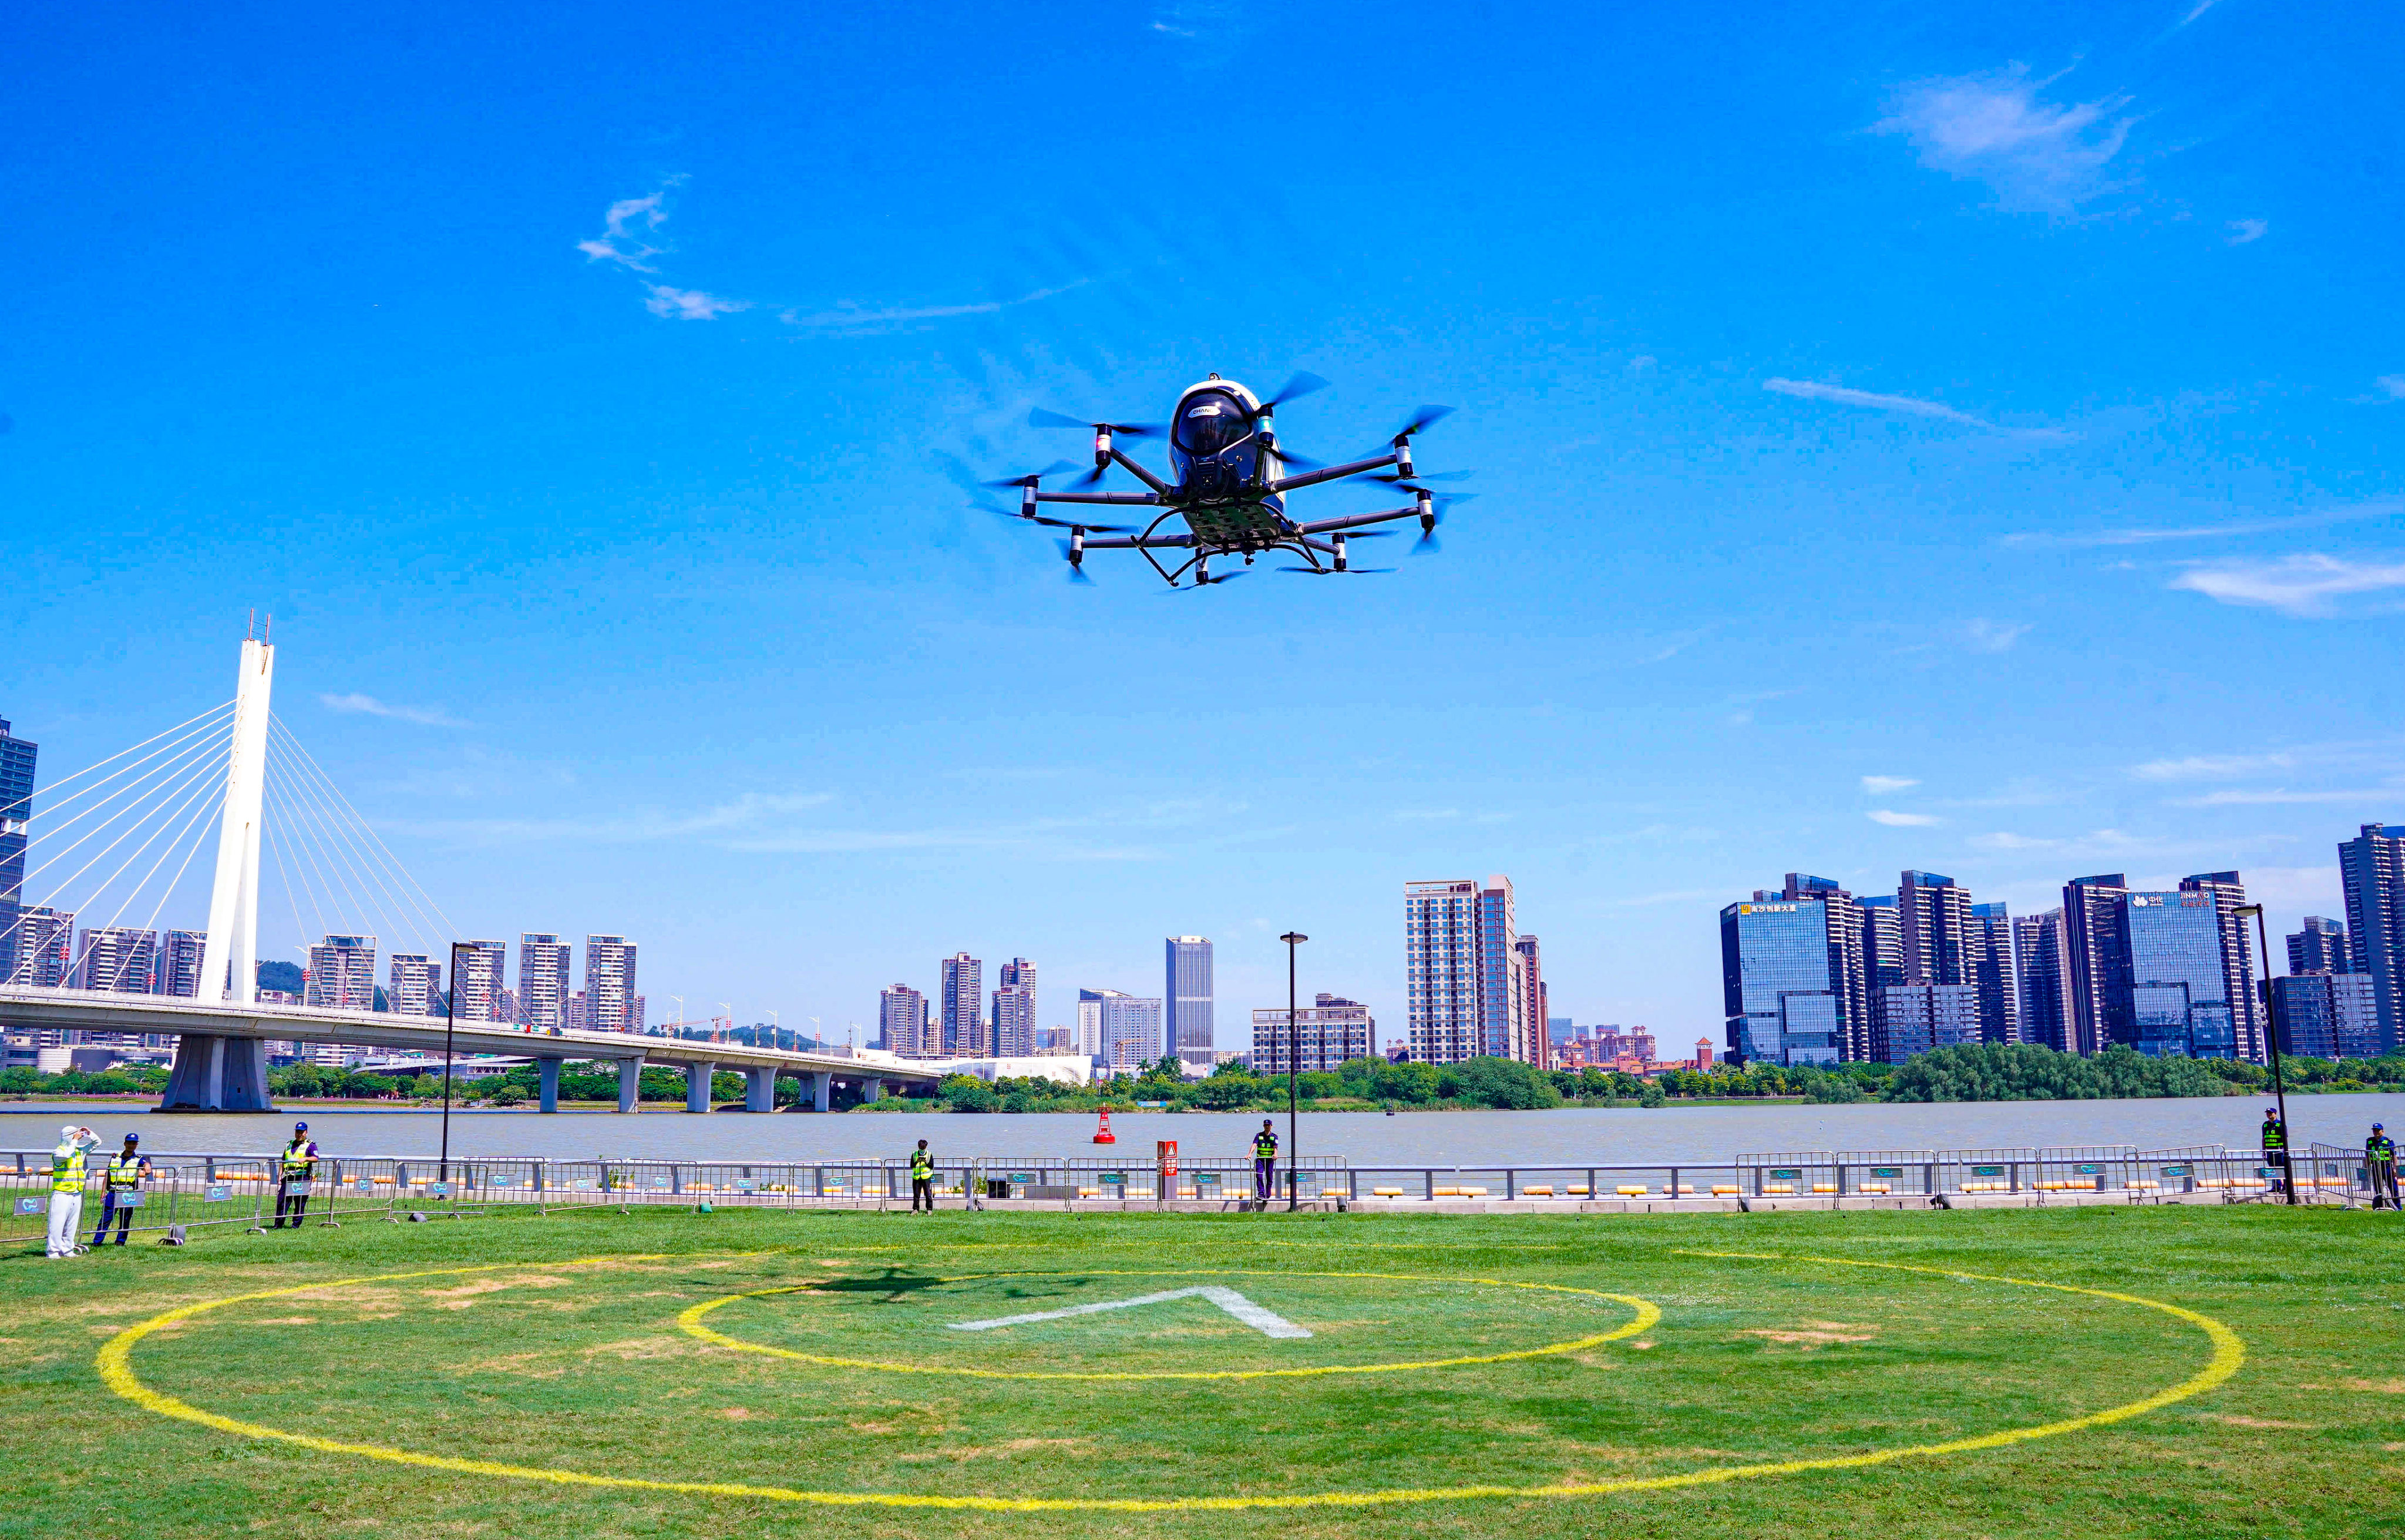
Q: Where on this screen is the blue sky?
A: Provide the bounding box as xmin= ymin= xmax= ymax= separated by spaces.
xmin=5 ymin=1 xmax=2401 ymax=1047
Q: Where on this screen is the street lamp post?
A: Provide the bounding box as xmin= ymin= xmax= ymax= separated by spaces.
xmin=2236 ymin=905 xmax=2298 ymax=1205
xmin=1280 ymin=932 xmax=1307 ymax=1211
xmin=440 ymin=940 xmax=465 ymax=1190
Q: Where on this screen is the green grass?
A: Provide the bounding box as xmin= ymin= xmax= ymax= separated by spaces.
xmin=4 ymin=1202 xmax=2400 ymax=1538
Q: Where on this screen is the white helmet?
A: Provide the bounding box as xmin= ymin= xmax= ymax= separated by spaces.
xmin=60 ymin=1124 xmax=79 ymax=1139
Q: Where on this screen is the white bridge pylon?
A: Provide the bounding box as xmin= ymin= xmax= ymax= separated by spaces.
xmin=166 ymin=636 xmax=277 ymax=1110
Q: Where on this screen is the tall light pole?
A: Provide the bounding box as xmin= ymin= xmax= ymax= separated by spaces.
xmin=2236 ymin=905 xmax=2298 ymax=1205
xmin=1280 ymin=932 xmax=1307 ymax=1211
xmin=440 ymin=940 xmax=466 ymax=1189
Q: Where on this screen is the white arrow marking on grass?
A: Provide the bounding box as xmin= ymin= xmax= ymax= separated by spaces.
xmin=946 ymin=1285 xmax=1312 ymax=1339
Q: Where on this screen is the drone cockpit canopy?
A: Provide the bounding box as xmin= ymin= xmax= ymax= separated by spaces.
xmin=1173 ymin=388 xmax=1253 ymax=456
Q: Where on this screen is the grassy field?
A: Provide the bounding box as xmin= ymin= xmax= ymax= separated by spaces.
xmin=4 ymin=1201 xmax=2400 ymax=1539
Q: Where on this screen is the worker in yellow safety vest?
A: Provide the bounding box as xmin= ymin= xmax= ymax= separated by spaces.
xmin=1252 ymin=1120 xmax=1279 ymax=1204
xmin=46 ymin=1124 xmax=99 ymax=1259
xmin=273 ymin=1122 xmax=319 ymax=1229
xmin=91 ymin=1133 xmax=153 ymax=1248
xmin=910 ymin=1140 xmax=937 ymax=1213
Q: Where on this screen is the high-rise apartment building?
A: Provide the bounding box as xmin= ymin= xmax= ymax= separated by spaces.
xmin=2013 ymin=909 xmax=2071 ymax=1051
xmin=516 ymin=933 xmax=571 ymax=1030
xmin=7 ymin=906 xmax=72 ymax=987
xmin=2271 ymin=971 xmax=2386 ymax=1060
xmin=993 ymin=962 xmax=1038 ymax=1058
xmin=941 ymin=953 xmax=984 ymax=1057
xmin=1404 ymin=875 xmax=1538 ymax=1066
xmin=2340 ymin=823 xmax=2405 ymax=1051
xmin=1898 ymin=870 xmax=1975 ymax=987
xmin=158 ymin=930 xmax=206 ymax=998
xmin=1781 ymin=874 xmax=1868 ymax=1061
xmin=1163 ymin=937 xmax=1214 ymax=1068
xmin=1874 ymin=982 xmax=1983 ymax=1062
xmin=1968 ymin=902 xmax=2018 ymax=1044
xmin=388 ymin=953 xmax=441 ymax=1016
xmin=2288 ymin=917 xmax=2350 ymax=976
xmin=1475 ymin=876 xmax=1525 ymax=1060
xmin=0 ymin=719 xmax=33 ymax=991
xmin=1252 ymin=993 xmax=1374 ymax=1074
xmin=452 ymin=939 xmax=507 ymax=1021
xmin=2120 ymin=890 xmax=2236 ymax=1058
xmin=880 ymin=984 xmax=930 ymax=1057
xmin=2179 ymin=872 xmax=2265 ymax=1061
xmin=1720 ymin=897 xmax=1843 ymax=1066
xmin=1405 ymin=879 xmax=1480 ymax=1064
xmin=306 ymin=934 xmax=378 ymax=1011
xmin=583 ymin=935 xmax=638 ymax=1033
xmin=1079 ymin=988 xmax=1160 ymax=1071
xmin=2061 ymin=875 xmax=2129 ymax=1057
xmin=76 ymin=927 xmax=157 ymax=994
xmin=1513 ymin=935 xmax=1550 ymax=1071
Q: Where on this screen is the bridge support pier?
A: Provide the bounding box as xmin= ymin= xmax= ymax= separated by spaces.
xmin=744 ymin=1067 xmax=777 ymax=1112
xmin=795 ymin=1071 xmax=832 ymax=1112
xmin=859 ymin=1077 xmax=883 ymax=1104
xmin=537 ymin=1057 xmax=563 ymax=1114
xmin=685 ymin=1061 xmax=716 ymax=1114
xmin=616 ymin=1058 xmax=644 ymax=1113
xmin=160 ymin=1034 xmax=274 ymax=1111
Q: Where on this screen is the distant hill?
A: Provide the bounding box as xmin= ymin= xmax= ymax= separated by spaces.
xmin=256 ymin=960 xmax=304 ymax=995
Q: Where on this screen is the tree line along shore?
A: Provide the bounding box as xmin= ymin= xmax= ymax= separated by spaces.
xmin=5 ymin=1042 xmax=2401 ymax=1111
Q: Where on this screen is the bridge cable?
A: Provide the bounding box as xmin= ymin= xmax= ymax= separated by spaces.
xmin=15 ymin=700 xmax=235 ymax=824
xmin=0 ymin=733 xmax=233 ymax=977
xmin=267 ymin=719 xmax=445 ymax=957
xmin=5 ymin=710 xmax=235 ymax=896
xmin=81 ymin=742 xmax=236 ymax=993
xmin=262 ymin=732 xmax=390 ymax=961
xmin=267 ymin=726 xmax=438 ymax=968
xmin=261 ymin=781 xmax=324 ymax=973
xmin=269 ymin=716 xmax=461 ymax=944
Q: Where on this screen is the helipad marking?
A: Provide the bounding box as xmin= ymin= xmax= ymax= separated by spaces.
xmin=96 ymin=1249 xmax=2245 ymax=1514
xmin=947 ymin=1285 xmax=1311 ymax=1338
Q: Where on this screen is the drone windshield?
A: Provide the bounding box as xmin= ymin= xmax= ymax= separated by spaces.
xmin=1174 ymin=391 xmax=1252 ymax=455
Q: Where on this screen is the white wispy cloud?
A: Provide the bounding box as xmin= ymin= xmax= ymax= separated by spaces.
xmin=2004 ymin=502 xmax=2401 ymax=547
xmin=2178 ymin=0 xmax=2222 ymax=26
xmin=2373 ymin=375 xmax=2405 ymax=401
xmin=2171 ymin=553 xmax=2405 ymax=616
xmin=644 ymin=285 xmax=750 ymax=321
xmin=2132 ymin=752 xmax=2298 ymax=782
xmin=319 ymin=692 xmax=469 ymax=728
xmin=2167 ymin=788 xmax=2395 ymax=808
xmin=577 ymin=181 xmax=684 ymax=271
xmin=1875 ymin=65 xmax=2134 ymax=214
xmin=780 ymin=280 xmax=1090 ymax=335
xmin=2225 ymin=218 xmax=2268 ymax=246
xmin=1763 ymin=378 xmax=1995 ymax=429
xmin=1868 ymin=809 xmax=1942 ymax=827
xmin=1964 ymin=617 xmax=2030 ymax=653
xmin=1861 ymin=775 xmax=1919 ymax=794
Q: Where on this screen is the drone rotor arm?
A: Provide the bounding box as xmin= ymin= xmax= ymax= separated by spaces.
xmin=1264 ymin=451 xmax=1402 ymax=495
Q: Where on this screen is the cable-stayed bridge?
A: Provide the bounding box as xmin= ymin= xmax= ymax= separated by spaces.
xmin=0 ymin=637 xmax=939 ymax=1111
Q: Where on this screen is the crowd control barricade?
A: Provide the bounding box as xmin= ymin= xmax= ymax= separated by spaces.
xmin=2022 ymin=1145 xmax=2138 ymax=1195
xmin=1343 ymin=1161 xmax=1746 ymax=1202
xmin=1 ymin=1160 xmax=269 ymax=1245
xmin=2298 ymin=1142 xmax=2368 ymax=1205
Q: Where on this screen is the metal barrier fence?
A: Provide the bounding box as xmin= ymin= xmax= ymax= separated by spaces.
xmin=5 ymin=1139 xmax=2383 ymax=1233
xmin=0 ymin=1162 xmax=271 ymax=1245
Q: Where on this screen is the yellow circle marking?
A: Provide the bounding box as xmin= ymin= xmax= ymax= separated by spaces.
xmin=677 ymin=1267 xmax=1656 ymax=1381
xmin=96 ymin=1247 xmax=2243 ymax=1513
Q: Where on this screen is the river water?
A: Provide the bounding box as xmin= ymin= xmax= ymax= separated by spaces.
xmin=6 ymin=1094 xmax=2396 ymax=1166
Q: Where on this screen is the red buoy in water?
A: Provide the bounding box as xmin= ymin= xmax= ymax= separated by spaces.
xmin=1092 ymin=1107 xmax=1116 ymax=1145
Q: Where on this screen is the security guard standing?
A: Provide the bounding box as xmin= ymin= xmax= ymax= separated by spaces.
xmin=91 ymin=1133 xmax=152 ymax=1248
xmin=2261 ymin=1106 xmax=2289 ymax=1194
xmin=273 ymin=1121 xmax=318 ymax=1229
xmin=909 ymin=1139 xmax=937 ymax=1213
xmin=1252 ymin=1119 xmax=1279 ymax=1205
xmin=46 ymin=1124 xmax=98 ymax=1259
xmin=2368 ymin=1122 xmax=2399 ymax=1211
